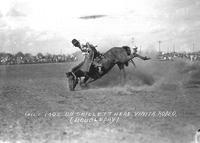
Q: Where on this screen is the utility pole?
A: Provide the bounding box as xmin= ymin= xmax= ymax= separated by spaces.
xmin=158 ymin=40 xmax=162 ymax=52
xmin=192 ymin=42 xmax=195 ymax=52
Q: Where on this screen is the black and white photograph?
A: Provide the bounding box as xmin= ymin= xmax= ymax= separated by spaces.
xmin=0 ymin=0 xmax=200 ymax=142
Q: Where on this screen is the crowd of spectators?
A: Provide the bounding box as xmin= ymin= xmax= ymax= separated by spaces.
xmin=157 ymin=51 xmax=200 ymax=62
xmin=0 ymin=52 xmax=77 ymax=65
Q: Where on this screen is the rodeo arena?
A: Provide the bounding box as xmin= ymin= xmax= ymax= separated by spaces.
xmin=1 ymin=0 xmax=200 ymax=143
xmin=1 ymin=38 xmax=200 ymax=143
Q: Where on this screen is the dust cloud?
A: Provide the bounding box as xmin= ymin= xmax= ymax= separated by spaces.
xmin=92 ymin=57 xmax=200 ymax=91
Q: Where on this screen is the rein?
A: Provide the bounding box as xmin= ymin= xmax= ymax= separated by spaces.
xmin=71 ymin=71 xmax=77 ymax=80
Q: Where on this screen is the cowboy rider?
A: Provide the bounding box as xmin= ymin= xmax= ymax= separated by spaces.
xmin=71 ymin=39 xmax=102 ymax=74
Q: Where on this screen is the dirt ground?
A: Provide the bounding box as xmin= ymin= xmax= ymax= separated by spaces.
xmin=0 ymin=59 xmax=200 ymax=143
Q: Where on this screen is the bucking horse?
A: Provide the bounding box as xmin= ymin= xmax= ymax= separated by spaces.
xmin=66 ymin=46 xmax=150 ymax=91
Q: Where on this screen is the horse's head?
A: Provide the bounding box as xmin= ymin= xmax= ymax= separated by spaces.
xmin=65 ymin=72 xmax=78 ymax=91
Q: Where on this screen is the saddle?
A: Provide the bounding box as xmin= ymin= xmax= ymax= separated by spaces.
xmin=92 ymin=52 xmax=104 ymax=67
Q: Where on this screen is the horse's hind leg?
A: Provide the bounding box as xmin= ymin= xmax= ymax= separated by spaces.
xmin=119 ymin=68 xmax=126 ymax=86
xmin=122 ymin=68 xmax=126 ymax=80
xmin=117 ymin=63 xmax=126 ymax=85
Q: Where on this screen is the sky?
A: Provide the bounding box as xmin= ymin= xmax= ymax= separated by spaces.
xmin=0 ymin=0 xmax=200 ymax=54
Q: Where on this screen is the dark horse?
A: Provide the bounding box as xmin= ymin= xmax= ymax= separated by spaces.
xmin=66 ymin=46 xmax=150 ymax=91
